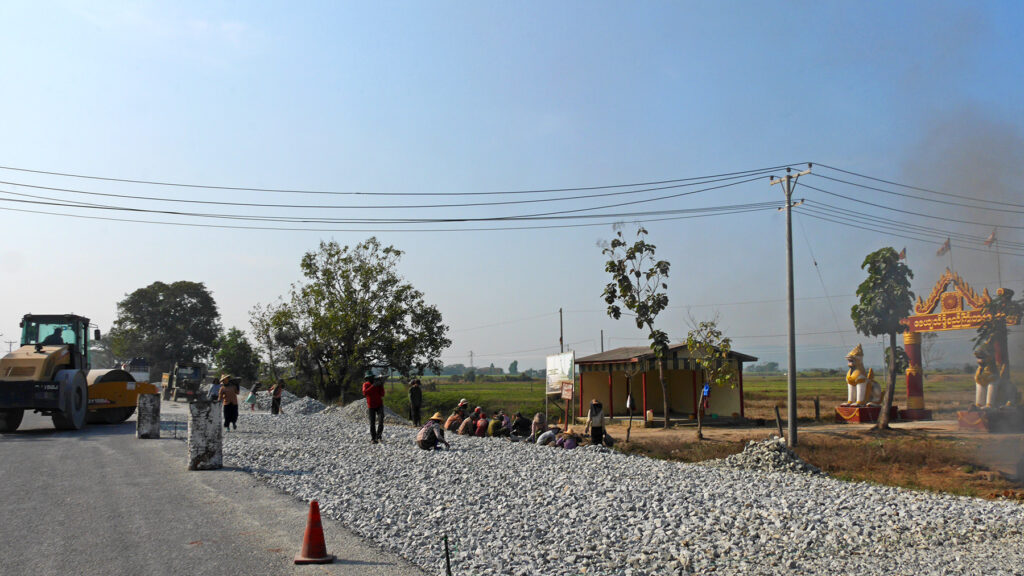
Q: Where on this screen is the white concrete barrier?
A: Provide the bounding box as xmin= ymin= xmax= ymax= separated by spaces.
xmin=136 ymin=393 xmax=160 ymax=439
xmin=187 ymin=401 xmax=222 ymax=470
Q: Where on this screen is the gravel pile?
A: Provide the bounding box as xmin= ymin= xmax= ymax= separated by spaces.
xmin=332 ymin=400 xmax=412 ymax=426
xmin=287 ymin=396 xmax=328 ymax=415
xmin=705 ymin=436 xmax=823 ymax=476
xmin=213 ymin=412 xmax=1024 ymax=575
xmin=254 ymin=387 xmax=300 ymax=411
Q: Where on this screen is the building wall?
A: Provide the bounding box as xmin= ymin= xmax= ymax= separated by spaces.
xmin=579 ymin=362 xmax=744 ymax=419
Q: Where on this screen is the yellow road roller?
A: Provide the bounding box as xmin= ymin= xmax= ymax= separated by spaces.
xmin=0 ymin=314 xmax=158 ymax=432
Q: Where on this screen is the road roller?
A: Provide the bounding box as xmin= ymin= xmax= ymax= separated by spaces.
xmin=0 ymin=314 xmax=158 ymax=432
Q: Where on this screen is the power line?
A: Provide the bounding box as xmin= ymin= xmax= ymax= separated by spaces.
xmin=0 ymin=162 xmax=801 ymax=196
xmin=809 ymin=173 xmax=1024 ymax=214
xmin=0 ymin=169 xmax=778 ymax=210
xmin=816 ymin=163 xmax=1024 ymax=209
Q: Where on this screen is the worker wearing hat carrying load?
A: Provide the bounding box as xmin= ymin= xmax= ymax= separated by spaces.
xmin=415 ymin=412 xmax=450 ymax=450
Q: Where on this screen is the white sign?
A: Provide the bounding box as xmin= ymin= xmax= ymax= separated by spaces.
xmin=546 ymin=352 xmax=575 ymax=396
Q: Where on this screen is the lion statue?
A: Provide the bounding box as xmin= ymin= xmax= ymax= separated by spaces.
xmin=844 ymin=344 xmax=883 ymax=407
xmin=974 ymin=341 xmax=1015 ymax=408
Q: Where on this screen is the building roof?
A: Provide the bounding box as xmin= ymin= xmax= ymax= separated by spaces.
xmin=576 ymin=343 xmax=757 ymax=365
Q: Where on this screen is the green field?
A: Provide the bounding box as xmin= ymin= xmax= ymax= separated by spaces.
xmin=383 ymin=379 xmax=563 ymax=421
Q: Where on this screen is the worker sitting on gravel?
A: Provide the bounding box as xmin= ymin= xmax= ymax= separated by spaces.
xmin=536 ymin=425 xmax=560 ymax=446
xmin=529 ymin=412 xmax=547 ymax=442
xmin=555 ymin=427 xmax=582 ymax=450
xmin=474 ymin=413 xmax=489 ymax=437
xmin=444 ymin=411 xmax=462 ymax=432
xmin=457 ymin=414 xmax=477 ymax=435
xmin=487 ymin=411 xmax=510 ymax=437
xmin=415 ymin=413 xmax=450 ymax=451
xmin=455 ymin=399 xmax=470 ymax=419
xmin=510 ymin=412 xmax=531 ymax=441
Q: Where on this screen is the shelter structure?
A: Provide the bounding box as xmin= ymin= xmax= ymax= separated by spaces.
xmin=575 ymin=344 xmax=757 ymax=422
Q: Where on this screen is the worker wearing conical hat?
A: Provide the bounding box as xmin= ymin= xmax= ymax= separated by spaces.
xmin=415 ymin=412 xmax=450 ymax=451
xmin=844 ymin=344 xmax=882 ymax=407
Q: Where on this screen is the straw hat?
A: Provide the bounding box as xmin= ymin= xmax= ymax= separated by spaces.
xmin=429 ymin=412 xmax=444 ymax=421
xmin=219 ymin=374 xmax=231 ymax=383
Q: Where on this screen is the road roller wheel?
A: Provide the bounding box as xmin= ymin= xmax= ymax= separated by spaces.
xmin=0 ymin=409 xmax=24 ymax=433
xmin=52 ymin=377 xmax=88 ymax=430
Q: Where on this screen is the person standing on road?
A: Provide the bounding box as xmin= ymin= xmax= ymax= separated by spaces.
xmin=584 ymin=398 xmax=605 ymax=446
xmin=270 ymin=379 xmax=285 ymax=415
xmin=217 ymin=375 xmax=239 ymax=431
xmin=415 ymin=412 xmax=450 ymax=451
xmin=408 ymin=378 xmax=423 ymax=427
xmin=362 ymin=372 xmax=386 ymax=444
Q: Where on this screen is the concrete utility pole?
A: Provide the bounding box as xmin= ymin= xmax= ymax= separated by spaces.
xmin=771 ymin=164 xmax=811 ymax=447
xmin=600 ymin=330 xmax=604 ymax=352
xmin=469 ymin=351 xmax=474 ymax=369
xmin=5 ymin=340 xmax=14 ymax=353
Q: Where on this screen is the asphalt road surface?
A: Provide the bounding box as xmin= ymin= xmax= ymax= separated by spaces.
xmin=0 ymin=410 xmax=426 ymax=576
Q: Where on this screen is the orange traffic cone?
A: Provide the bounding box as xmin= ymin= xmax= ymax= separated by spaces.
xmin=294 ymin=500 xmax=336 ymax=564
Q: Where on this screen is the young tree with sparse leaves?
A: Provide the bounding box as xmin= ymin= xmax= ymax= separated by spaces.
xmin=850 ymin=247 xmax=914 ymax=430
xmin=602 ymin=225 xmax=672 ymax=428
xmin=686 ymin=318 xmax=736 ymax=440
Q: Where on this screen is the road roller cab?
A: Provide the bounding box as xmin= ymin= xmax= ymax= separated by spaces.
xmin=0 ymin=314 xmax=98 ymax=432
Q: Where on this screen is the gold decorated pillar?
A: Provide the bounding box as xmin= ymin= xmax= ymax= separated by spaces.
xmin=900 ymin=331 xmax=932 ymax=420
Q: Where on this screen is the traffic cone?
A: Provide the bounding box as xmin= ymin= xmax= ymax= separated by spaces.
xmin=294 ymin=500 xmax=336 ymax=564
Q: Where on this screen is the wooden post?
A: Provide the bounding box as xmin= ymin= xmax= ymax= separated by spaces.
xmin=774 ymin=404 xmax=784 ymax=440
xmin=814 ymin=396 xmax=820 ymax=422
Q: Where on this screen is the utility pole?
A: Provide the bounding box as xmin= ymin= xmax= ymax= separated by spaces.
xmin=5 ymin=340 xmax=14 ymax=353
xmin=600 ymin=330 xmax=604 ymax=352
xmin=559 ymin=308 xmax=564 ymax=353
xmin=469 ymin=351 xmax=474 ymax=369
xmin=771 ymin=163 xmax=811 ymax=447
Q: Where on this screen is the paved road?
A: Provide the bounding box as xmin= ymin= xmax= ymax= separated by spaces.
xmin=0 ymin=411 xmax=426 ymax=576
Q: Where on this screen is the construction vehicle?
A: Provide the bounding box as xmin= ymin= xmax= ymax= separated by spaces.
xmin=0 ymin=314 xmax=159 ymax=432
xmin=161 ymin=361 xmax=208 ymax=402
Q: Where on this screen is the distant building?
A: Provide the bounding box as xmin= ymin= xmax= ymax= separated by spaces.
xmin=575 ymin=344 xmax=757 ymax=422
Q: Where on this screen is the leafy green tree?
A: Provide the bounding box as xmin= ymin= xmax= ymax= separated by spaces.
xmin=464 ymin=368 xmax=476 ymax=382
xmin=850 ymin=247 xmax=914 ymax=429
xmin=508 ymin=360 xmax=519 ymax=374
xmin=602 ymin=225 xmax=671 ymax=428
xmin=253 ymin=238 xmax=450 ymax=402
xmin=110 ymin=281 xmax=222 ymax=376
xmin=214 ymin=327 xmax=259 ymax=384
xmin=686 ymin=318 xmax=736 ymax=440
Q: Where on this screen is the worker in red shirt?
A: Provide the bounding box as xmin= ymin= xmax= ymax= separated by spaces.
xmin=362 ymin=372 xmax=386 ymax=444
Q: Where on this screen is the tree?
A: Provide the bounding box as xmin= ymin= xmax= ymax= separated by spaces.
xmin=253 ymin=238 xmax=450 ymax=402
xmin=850 ymin=247 xmax=914 ymax=429
xmin=921 ymin=332 xmax=943 ymax=372
xmin=602 ymin=225 xmax=671 ymax=428
xmin=508 ymin=360 xmax=519 ymax=374
xmin=110 ymin=281 xmax=222 ymax=376
xmin=884 ymin=345 xmax=909 ymax=376
xmin=214 ymin=327 xmax=259 ymax=384
xmin=686 ymin=317 xmax=736 ymax=440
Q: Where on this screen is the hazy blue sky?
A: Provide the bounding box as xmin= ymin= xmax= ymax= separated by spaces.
xmin=0 ymin=1 xmax=1021 ymax=373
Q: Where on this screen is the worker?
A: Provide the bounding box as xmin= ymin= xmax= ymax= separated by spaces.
xmin=217 ymin=375 xmax=239 ymax=431
xmin=474 ymin=413 xmax=489 ymax=437
xmin=415 ymin=412 xmax=450 ymax=451
xmin=584 ymin=398 xmax=606 ymax=447
xmin=457 ymin=413 xmax=477 ymax=435
xmin=455 ymin=398 xmax=470 ymax=418
xmin=362 ymin=372 xmax=386 ymax=444
xmin=530 ymin=412 xmax=547 ymax=442
xmin=510 ymin=412 xmax=531 ymax=440
xmin=444 ymin=410 xmax=462 ymax=432
xmin=408 ymin=378 xmax=423 ymax=427
xmin=270 ymin=379 xmax=285 ymax=415
xmin=487 ymin=411 xmax=509 ymax=437
xmin=41 ymin=327 xmax=65 ymax=345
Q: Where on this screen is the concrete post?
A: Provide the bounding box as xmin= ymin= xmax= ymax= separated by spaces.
xmin=188 ymin=401 xmax=223 ymax=470
xmin=136 ymin=393 xmax=161 ymax=439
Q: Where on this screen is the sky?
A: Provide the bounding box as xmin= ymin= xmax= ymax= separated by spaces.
xmin=0 ymin=1 xmax=1021 ymax=375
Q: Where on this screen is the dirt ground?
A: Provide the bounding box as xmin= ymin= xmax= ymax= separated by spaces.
xmin=604 ymin=417 xmax=1024 ymax=499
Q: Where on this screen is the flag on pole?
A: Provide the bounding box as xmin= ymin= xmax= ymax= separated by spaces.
xmin=898 ymin=247 xmax=906 ymax=260
xmin=936 ymin=237 xmax=951 ymax=256
xmin=984 ymin=229 xmax=996 ymax=247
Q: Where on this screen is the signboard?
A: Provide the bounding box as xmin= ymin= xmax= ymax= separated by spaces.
xmin=546 ymin=352 xmax=575 ymax=396
xmin=902 ymin=309 xmax=990 ymax=332
xmin=560 ymin=381 xmax=573 ymax=401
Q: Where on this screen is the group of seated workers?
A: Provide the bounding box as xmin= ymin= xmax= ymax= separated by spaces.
xmin=436 ymin=398 xmax=592 ymax=450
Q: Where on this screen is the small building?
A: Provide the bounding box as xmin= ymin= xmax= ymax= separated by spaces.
xmin=575 ymin=344 xmax=757 ymax=422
